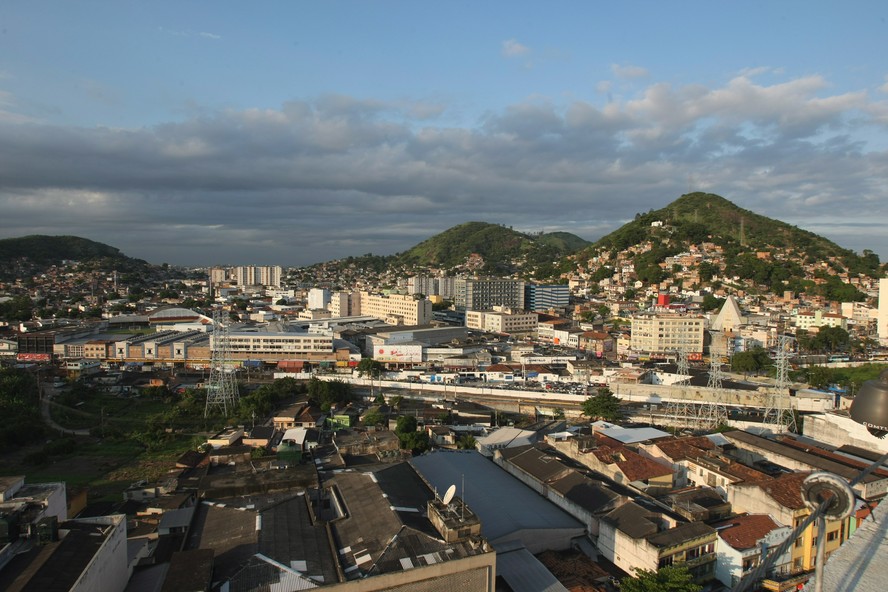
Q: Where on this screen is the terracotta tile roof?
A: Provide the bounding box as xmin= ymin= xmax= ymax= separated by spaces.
xmin=655 ymin=436 xmax=716 ymax=461
xmin=762 ymin=471 xmax=812 ymax=509
xmin=777 ymin=437 xmax=888 ymax=479
xmin=593 ymin=445 xmax=674 ymax=482
xmin=713 ymin=514 xmax=784 ymax=550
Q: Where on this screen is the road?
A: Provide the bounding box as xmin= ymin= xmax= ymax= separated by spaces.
xmin=39 ymin=383 xmax=91 ymax=437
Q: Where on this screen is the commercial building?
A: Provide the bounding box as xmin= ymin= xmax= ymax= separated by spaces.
xmin=455 ymin=278 xmax=525 ymax=311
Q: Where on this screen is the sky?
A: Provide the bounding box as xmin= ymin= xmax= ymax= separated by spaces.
xmin=1 ymin=1 xmax=887 ymax=267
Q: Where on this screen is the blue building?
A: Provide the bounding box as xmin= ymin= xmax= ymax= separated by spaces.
xmin=524 ymin=283 xmax=570 ymax=312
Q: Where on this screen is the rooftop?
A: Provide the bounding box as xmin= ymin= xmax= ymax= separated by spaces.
xmin=712 ymin=514 xmax=785 ymax=551
xmin=411 ymin=450 xmax=584 ymax=545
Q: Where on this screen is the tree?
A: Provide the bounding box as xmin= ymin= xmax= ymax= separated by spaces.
xmin=362 ymin=410 xmax=385 ymax=427
xmin=701 ymin=294 xmax=724 ymax=312
xmin=356 ymin=358 xmax=384 ymax=378
xmin=619 ymin=565 xmax=702 ymax=592
xmin=456 ymin=434 xmax=477 ymax=449
xmin=581 ymin=387 xmax=622 ymax=422
xmin=395 ymin=415 xmax=418 ymax=435
xmin=395 ymin=415 xmax=428 ymax=454
xmin=731 ymin=347 xmax=771 ymax=376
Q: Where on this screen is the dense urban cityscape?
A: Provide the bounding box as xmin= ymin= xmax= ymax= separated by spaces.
xmin=1 ymin=195 xmax=888 ymax=591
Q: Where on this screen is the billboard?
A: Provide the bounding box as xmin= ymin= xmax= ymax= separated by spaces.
xmin=17 ymin=353 xmax=52 ymax=362
xmin=374 ymin=344 xmax=423 ymax=363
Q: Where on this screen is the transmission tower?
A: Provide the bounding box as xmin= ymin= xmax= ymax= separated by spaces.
xmin=774 ymin=334 xmax=793 ymax=392
xmin=205 ymin=308 xmax=239 ymax=417
xmin=664 ymin=349 xmax=696 ymax=431
xmin=675 ymin=348 xmax=690 ymax=382
xmin=763 ymin=334 xmax=797 ymax=433
xmin=695 ymin=351 xmax=729 ymax=430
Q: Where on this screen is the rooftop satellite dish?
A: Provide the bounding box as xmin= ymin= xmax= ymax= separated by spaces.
xmin=442 ymin=484 xmax=456 ymax=506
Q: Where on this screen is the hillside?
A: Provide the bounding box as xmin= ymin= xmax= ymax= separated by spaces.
xmin=0 ymin=235 xmax=151 ymax=280
xmin=580 ymin=192 xmax=883 ymax=298
xmin=394 ymin=222 xmax=590 ymax=277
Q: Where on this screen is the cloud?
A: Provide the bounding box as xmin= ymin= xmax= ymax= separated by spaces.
xmin=501 ymin=39 xmax=530 ymax=58
xmin=611 ymin=63 xmax=649 ymax=80
xmin=0 ymin=74 xmax=886 ymax=265
xmin=159 ymin=27 xmax=222 ymax=41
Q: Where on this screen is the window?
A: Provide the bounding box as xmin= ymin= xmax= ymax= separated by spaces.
xmin=827 ymin=531 xmax=838 ymax=542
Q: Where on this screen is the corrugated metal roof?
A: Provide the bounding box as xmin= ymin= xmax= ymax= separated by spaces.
xmin=496 ymin=545 xmax=569 ymax=592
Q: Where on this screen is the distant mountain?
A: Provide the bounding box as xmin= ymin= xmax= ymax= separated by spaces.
xmin=394 ymin=221 xmax=590 ymax=277
xmin=0 ymin=235 xmax=152 ymax=279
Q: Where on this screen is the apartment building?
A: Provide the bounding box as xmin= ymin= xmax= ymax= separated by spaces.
xmin=235 ymin=265 xmax=282 ymax=288
xmin=407 ymin=275 xmax=457 ymax=299
xmin=306 ymin=287 xmax=330 ymax=310
xmin=524 ymin=283 xmax=570 ymax=312
xmin=455 ymin=278 xmax=525 ymax=311
xmin=329 ymin=291 xmax=361 ymax=317
xmin=598 ymin=501 xmax=717 ymax=583
xmin=360 ymin=291 xmax=432 ymax=325
xmin=791 ymin=309 xmax=848 ymax=332
xmin=465 ymin=308 xmax=538 ymax=337
xmin=630 ymin=312 xmax=705 ymax=357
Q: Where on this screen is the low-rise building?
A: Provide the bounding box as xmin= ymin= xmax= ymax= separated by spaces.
xmin=712 ymin=513 xmax=792 ymax=589
xmin=598 ymin=501 xmax=717 ymax=582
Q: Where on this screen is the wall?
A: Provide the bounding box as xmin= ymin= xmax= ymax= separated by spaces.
xmin=71 ymin=515 xmax=130 ymax=592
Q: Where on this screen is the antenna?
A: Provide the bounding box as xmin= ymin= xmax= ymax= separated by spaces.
xmin=442 ymin=484 xmax=456 ymax=506
xmin=461 ymin=474 xmax=465 ymax=521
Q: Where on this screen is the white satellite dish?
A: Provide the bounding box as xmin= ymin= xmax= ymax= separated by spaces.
xmin=442 ymin=484 xmax=456 ymax=506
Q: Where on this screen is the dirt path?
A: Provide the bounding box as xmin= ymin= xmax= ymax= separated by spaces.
xmin=40 ymin=385 xmax=91 ymax=436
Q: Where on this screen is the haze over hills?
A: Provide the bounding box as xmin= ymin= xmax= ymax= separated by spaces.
xmin=1 ymin=194 xmax=884 ymax=291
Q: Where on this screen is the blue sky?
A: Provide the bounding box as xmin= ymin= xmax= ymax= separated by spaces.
xmin=1 ymin=1 xmax=887 ymax=266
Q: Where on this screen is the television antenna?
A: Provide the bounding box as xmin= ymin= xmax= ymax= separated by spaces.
xmin=442 ymin=484 xmax=456 ymax=506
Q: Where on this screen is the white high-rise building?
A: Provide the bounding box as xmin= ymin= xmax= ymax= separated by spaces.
xmin=307 ymin=288 xmax=330 ymax=311
xmin=236 ymin=266 xmax=282 ymax=288
xmin=878 ymin=278 xmax=888 ymax=345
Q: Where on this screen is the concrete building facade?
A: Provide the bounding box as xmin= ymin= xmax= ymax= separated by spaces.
xmin=630 ymin=313 xmax=705 ymax=357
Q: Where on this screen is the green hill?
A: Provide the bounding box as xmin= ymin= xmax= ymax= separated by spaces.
xmin=582 ymin=192 xmax=883 ymax=297
xmin=395 ymin=222 xmax=589 ymax=277
xmin=0 ymin=235 xmax=150 ymax=279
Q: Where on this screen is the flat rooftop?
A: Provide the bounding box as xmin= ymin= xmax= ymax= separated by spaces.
xmin=411 ymin=450 xmax=584 ymax=545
